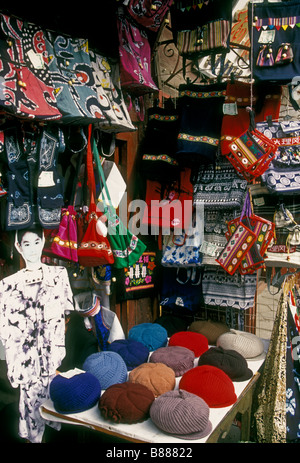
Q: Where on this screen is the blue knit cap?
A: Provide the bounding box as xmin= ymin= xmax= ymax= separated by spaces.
xmin=83 ymin=351 xmax=128 ymax=389
xmin=49 ymin=372 xmax=101 ymax=414
xmin=108 ymin=339 xmax=150 ymax=370
xmin=128 ymin=323 xmax=168 ymax=351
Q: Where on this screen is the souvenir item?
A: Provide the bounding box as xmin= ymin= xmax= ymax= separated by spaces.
xmin=125 ymin=0 xmax=173 ymax=32
xmin=249 ymin=0 xmax=300 ymax=82
xmin=116 ymin=7 xmax=159 ymax=95
xmin=49 ymin=206 xmax=78 ymax=262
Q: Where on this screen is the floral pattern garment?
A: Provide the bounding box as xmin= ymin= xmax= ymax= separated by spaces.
xmin=0 ymin=264 xmax=74 ymax=442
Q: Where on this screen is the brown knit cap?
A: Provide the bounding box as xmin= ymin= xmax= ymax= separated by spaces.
xmin=128 ymin=362 xmax=176 ymax=397
xmin=188 ymin=320 xmax=230 ymax=345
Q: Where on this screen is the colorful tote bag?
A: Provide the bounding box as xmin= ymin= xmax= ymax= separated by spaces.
xmin=0 ymin=14 xmax=61 ymax=121
xmin=125 ymin=0 xmax=173 ymax=32
xmin=45 ymin=32 xmax=105 ymax=123
xmin=92 ymin=132 xmax=146 ymax=268
xmin=89 ymin=50 xmax=135 ymax=133
xmin=249 ymin=0 xmax=300 ymax=83
xmin=171 ymin=0 xmax=233 ymax=60
xmin=216 ymin=221 xmax=256 ymax=275
xmin=116 ymin=7 xmax=159 ymax=96
xmin=47 ymin=206 xmax=78 ymax=262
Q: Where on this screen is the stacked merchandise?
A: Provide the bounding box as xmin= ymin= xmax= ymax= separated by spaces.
xmin=47 ymin=319 xmax=266 ymax=441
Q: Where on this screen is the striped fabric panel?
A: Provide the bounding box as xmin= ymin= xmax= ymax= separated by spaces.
xmin=255 ymin=16 xmax=300 ymax=28
xmin=177 ymin=20 xmax=230 ymax=55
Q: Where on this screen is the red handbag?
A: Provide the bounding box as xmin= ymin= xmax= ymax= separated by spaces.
xmin=142 ymin=168 xmax=194 ymax=232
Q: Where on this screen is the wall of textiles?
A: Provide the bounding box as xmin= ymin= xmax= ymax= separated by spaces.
xmin=0 ymin=0 xmax=300 ymax=444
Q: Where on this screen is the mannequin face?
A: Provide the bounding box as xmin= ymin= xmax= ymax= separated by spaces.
xmin=16 ymin=231 xmax=44 ymax=268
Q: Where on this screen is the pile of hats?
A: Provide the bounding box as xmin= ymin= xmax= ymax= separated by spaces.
xmin=48 ymin=320 xmax=265 ymax=440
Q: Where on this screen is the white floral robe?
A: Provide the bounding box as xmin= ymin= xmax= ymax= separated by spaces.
xmin=0 ymin=264 xmax=74 ymax=443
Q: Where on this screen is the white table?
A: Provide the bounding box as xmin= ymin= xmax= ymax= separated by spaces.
xmin=40 ymin=350 xmax=266 ymax=443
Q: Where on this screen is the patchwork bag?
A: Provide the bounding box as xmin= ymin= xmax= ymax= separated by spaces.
xmin=202 ymin=265 xmax=257 ymax=311
xmin=249 ymin=0 xmax=300 ymax=83
xmin=117 ymin=7 xmax=159 ymax=96
xmin=45 ymin=32 xmax=105 ymax=123
xmin=125 ymin=0 xmax=173 ymax=32
xmin=226 ymin=111 xmax=277 ymax=181
xmin=0 ymin=14 xmax=61 ymax=120
xmin=89 ymin=50 xmax=136 ymax=133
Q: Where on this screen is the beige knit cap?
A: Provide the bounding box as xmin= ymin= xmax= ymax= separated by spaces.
xmin=188 ymin=319 xmax=230 ymax=345
xmin=128 ymin=362 xmax=176 ymax=397
xmin=216 ymin=329 xmax=264 ymax=359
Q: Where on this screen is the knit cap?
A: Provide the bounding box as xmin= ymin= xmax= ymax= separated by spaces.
xmin=107 ymin=339 xmax=150 ymax=371
xmin=168 ymin=331 xmax=209 ymax=357
xmin=129 ymin=362 xmax=176 ymax=397
xmin=216 ymin=329 xmax=264 ymax=359
xmin=83 ymin=351 xmax=128 ymax=389
xmin=198 ymin=347 xmax=253 ymax=382
xmin=128 ymin=323 xmax=168 ymax=351
xmin=154 ymin=314 xmax=189 ymax=337
xmin=188 ymin=319 xmax=230 ymax=345
xmin=149 ymin=345 xmax=195 ymax=377
xmin=179 ymin=365 xmax=237 ymax=408
xmin=150 ymin=389 xmax=212 ymax=440
xmin=99 ymin=382 xmax=155 ymax=424
xmin=50 ymin=372 xmax=101 ymax=414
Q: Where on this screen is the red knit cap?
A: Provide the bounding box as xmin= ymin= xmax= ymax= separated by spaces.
xmin=179 ymin=365 xmax=237 ymax=408
xmin=168 ymin=331 xmax=209 ymax=357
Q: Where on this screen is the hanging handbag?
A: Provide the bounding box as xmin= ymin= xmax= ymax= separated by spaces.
xmin=116 ymin=7 xmax=159 ymax=96
xmin=89 ymin=50 xmax=136 ymax=133
xmin=0 ymin=14 xmax=62 ymax=121
xmin=193 ymin=155 xmax=248 ymax=210
xmin=92 ymin=129 xmax=147 ymax=268
xmin=161 ymin=203 xmax=204 ymax=267
xmin=160 ymin=267 xmax=203 ymax=313
xmin=125 ymin=0 xmax=173 ymax=32
xmin=202 ymin=265 xmax=257 ymax=311
xmin=226 ymin=111 xmax=277 ymax=181
xmin=142 ymin=167 xmax=194 ymax=232
xmin=249 ymin=0 xmax=300 ymax=83
xmin=176 ymin=82 xmax=227 ymax=167
xmin=47 ymin=206 xmax=79 ymax=262
xmin=44 ymin=32 xmax=105 ymax=123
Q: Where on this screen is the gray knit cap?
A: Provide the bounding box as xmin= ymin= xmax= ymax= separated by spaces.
xmin=149 ymin=346 xmax=195 ymax=377
xmin=150 ymin=389 xmax=212 ymax=440
xmin=216 ymin=329 xmax=264 ymax=359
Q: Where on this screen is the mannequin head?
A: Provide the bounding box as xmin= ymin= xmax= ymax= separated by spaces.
xmin=15 ymin=226 xmax=45 ymax=269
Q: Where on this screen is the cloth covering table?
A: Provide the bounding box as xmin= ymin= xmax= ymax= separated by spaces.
xmin=40 ymin=345 xmax=267 ymax=443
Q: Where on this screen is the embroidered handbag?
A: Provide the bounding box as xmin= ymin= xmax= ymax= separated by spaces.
xmin=89 ymin=50 xmax=136 ymax=133
xmin=201 ymin=265 xmax=257 ymax=311
xmin=227 ymin=112 xmax=277 ymax=181
xmin=49 ymin=206 xmax=78 ymax=262
xmin=0 ymin=14 xmax=62 ymax=121
xmin=142 ymin=167 xmax=194 ymax=232
xmin=193 ymin=155 xmax=248 ymax=210
xmin=140 ymin=104 xmax=180 ymax=181
xmin=44 ymin=32 xmax=105 ymax=123
xmin=92 ymin=130 xmax=146 ymax=268
xmin=161 ymin=203 xmax=204 ymax=267
xmin=249 ymin=0 xmax=300 ymax=83
xmin=125 ymin=0 xmax=173 ymax=32
xmin=176 ymin=83 xmax=227 ymax=167
xmin=216 ymin=221 xmax=256 ymax=275
xmin=116 ymin=7 xmax=159 ymax=96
